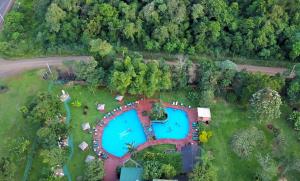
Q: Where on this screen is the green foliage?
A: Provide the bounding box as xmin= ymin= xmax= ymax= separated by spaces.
xmin=71 ymin=99 xmax=82 ymax=108
xmin=109 ymin=55 xmax=172 ymax=97
xmin=6 ymin=137 xmax=30 ymax=161
xmin=150 ymin=102 xmax=167 ymax=121
xmin=233 ymin=72 xmax=285 ymax=104
xmin=83 ymin=160 xmax=104 ymax=181
xmin=2 ymin=0 xmax=300 ymax=61
xmin=231 ymin=127 xmax=265 ymax=158
xmin=142 ymin=161 xmax=162 ymax=180
xmin=0 ymin=157 xmax=16 ymax=181
xmin=40 ymin=148 xmax=66 ymax=167
xmin=89 ymin=39 xmax=113 ymax=57
xmin=287 ymin=80 xmax=300 ymax=103
xmin=249 ymin=88 xmax=282 ymax=124
xmin=256 ymin=154 xmax=278 ymax=181
xmin=25 ymin=92 xmax=61 ymax=124
xmin=161 ymin=164 xmax=176 ymax=179
xmin=189 ymin=152 xmax=217 ymax=181
xmin=289 ymin=111 xmax=300 ymax=131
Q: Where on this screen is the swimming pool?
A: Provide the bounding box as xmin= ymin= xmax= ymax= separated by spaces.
xmin=102 ymin=110 xmax=147 ymax=157
xmin=152 ymin=108 xmax=189 ymax=139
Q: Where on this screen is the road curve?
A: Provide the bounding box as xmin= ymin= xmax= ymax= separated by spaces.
xmin=0 ymin=56 xmax=91 ymax=78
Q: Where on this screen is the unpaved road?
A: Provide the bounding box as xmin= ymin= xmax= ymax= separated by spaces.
xmin=0 ymin=56 xmax=90 ymax=78
xmin=0 ymin=56 xmax=290 ymax=79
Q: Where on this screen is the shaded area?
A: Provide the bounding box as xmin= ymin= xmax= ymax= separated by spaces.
xmin=181 ymin=144 xmax=200 ymax=173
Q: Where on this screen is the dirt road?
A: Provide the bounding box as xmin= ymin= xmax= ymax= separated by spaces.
xmin=0 ymin=56 xmax=291 ymax=79
xmin=0 ymin=56 xmax=90 ymax=78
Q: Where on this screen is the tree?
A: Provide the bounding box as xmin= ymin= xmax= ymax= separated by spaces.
xmin=126 ymin=142 xmax=137 ymax=157
xmin=142 ymin=161 xmax=162 ymax=180
xmin=231 ymin=127 xmax=265 ymax=158
xmin=0 ymin=157 xmax=16 ymax=181
xmin=161 ymin=164 xmax=176 ymax=179
xmin=249 ymin=88 xmax=282 ymax=124
xmin=7 ymin=137 xmax=30 ymax=161
xmin=289 ymin=111 xmax=300 ymax=131
xmin=89 ymin=39 xmax=113 ymax=57
xmin=150 ymin=102 xmax=167 ymax=121
xmin=84 ymin=160 xmax=104 ymax=181
xmin=40 ymin=148 xmax=66 ymax=167
xmin=287 ymin=80 xmax=300 ymax=103
xmin=45 ymin=3 xmax=66 ymax=33
xmin=256 ymin=154 xmax=278 ymax=181
xmin=189 ymin=152 xmax=217 ymax=181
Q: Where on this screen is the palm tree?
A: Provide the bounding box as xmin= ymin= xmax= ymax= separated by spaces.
xmin=126 ymin=142 xmax=137 ymax=157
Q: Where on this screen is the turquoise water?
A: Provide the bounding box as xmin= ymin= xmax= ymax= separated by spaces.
xmin=102 ymin=110 xmax=147 ymax=157
xmin=152 ymin=108 xmax=189 ymax=139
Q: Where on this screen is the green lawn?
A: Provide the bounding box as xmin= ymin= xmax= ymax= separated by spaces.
xmin=0 ymin=70 xmax=47 ymax=179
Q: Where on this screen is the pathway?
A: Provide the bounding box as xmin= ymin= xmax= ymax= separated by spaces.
xmin=93 ymin=99 xmax=198 ymax=181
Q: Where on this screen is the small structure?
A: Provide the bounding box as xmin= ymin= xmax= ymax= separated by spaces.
xmin=115 ymin=95 xmax=124 ymax=102
xmin=79 ymin=141 xmax=88 ymax=151
xmin=82 ymin=122 xmax=91 ymax=131
xmin=85 ymin=155 xmax=95 ymax=163
xmin=120 ymin=167 xmax=143 ymax=181
xmin=54 ymin=168 xmax=64 ymax=177
xmin=197 ymin=108 xmax=211 ymax=123
xmin=97 ymin=104 xmax=105 ymax=111
xmin=60 ymin=90 xmax=70 ymax=102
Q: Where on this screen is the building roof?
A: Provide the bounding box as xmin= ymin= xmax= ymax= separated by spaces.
xmin=85 ymin=155 xmax=95 ymax=163
xmin=120 ymin=167 xmax=143 ymax=181
xmin=115 ymin=95 xmax=124 ymax=101
xmin=79 ymin=141 xmax=88 ymax=151
xmin=197 ymin=108 xmax=211 ymax=118
xmin=82 ymin=122 xmax=91 ymax=130
xmin=97 ymin=104 xmax=105 ymax=111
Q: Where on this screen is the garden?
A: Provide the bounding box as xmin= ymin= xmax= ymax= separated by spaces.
xmin=0 ymin=52 xmax=300 ymax=181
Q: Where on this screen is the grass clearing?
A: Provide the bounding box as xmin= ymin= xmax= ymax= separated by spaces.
xmin=0 ymin=70 xmax=47 ymax=179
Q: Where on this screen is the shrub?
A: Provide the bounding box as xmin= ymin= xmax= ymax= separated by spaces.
xmin=288 ymin=111 xmax=300 ymax=131
xmin=199 ymin=131 xmax=213 ymax=143
xmin=161 ymin=164 xmax=176 ymax=179
xmin=249 ymin=88 xmax=282 ymax=124
xmin=226 ymin=92 xmax=237 ymax=103
xmin=150 ymin=102 xmax=167 ymax=121
xmin=231 ymin=127 xmax=265 ymax=158
xmin=142 ymin=161 xmax=162 ymax=180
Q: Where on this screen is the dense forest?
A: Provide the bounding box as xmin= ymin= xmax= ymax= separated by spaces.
xmin=0 ymin=0 xmax=300 ymax=61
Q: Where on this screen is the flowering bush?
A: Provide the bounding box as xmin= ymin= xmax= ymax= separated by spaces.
xmin=199 ymin=131 xmax=213 ymax=143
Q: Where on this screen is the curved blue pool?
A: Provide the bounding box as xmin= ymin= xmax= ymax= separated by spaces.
xmin=102 ymin=110 xmax=146 ymax=157
xmin=152 ymin=108 xmax=189 ymax=139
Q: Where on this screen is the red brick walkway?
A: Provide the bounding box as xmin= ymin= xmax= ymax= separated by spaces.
xmin=94 ymin=99 xmax=198 ymax=181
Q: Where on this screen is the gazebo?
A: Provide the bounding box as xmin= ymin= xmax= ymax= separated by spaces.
xmin=82 ymin=122 xmax=91 ymax=131
xmin=115 ymin=95 xmax=124 ymax=102
xmin=197 ymin=108 xmax=211 ymax=123
xmin=97 ymin=104 xmax=105 ymax=112
xmin=79 ymin=141 xmax=89 ymax=151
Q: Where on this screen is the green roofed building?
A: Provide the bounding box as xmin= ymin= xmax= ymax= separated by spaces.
xmin=120 ymin=167 xmax=143 ymax=181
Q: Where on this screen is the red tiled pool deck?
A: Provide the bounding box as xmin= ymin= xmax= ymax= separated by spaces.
xmin=93 ymin=99 xmax=198 ymax=181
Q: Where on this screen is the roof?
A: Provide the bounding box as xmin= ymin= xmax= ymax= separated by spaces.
xmin=79 ymin=141 xmax=88 ymax=151
xmin=115 ymin=95 xmax=124 ymax=101
xmin=120 ymin=167 xmax=143 ymax=181
xmin=181 ymin=143 xmax=200 ymax=173
xmin=82 ymin=122 xmax=91 ymax=130
xmin=197 ymin=108 xmax=211 ymax=118
xmin=97 ymin=104 xmax=105 ymax=111
xmin=85 ymin=155 xmax=95 ymax=163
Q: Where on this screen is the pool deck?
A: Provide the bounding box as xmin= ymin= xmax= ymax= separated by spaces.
xmin=94 ymin=99 xmax=198 ymax=181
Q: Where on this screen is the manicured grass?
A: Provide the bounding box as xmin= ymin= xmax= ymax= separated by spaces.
xmin=0 ymin=70 xmax=47 ymax=179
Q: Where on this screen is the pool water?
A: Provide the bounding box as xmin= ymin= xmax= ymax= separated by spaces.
xmin=152 ymin=108 xmax=189 ymax=139
xmin=102 ymin=110 xmax=146 ymax=157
